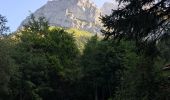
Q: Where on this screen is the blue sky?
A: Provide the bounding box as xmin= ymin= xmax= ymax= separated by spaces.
xmin=0 ymin=0 xmax=112 ymax=32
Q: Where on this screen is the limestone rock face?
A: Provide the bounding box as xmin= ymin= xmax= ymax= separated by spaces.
xmin=101 ymin=2 xmax=118 ymax=15
xmin=20 ymin=0 xmax=116 ymax=33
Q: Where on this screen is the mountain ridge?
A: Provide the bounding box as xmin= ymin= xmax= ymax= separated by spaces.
xmin=19 ymin=0 xmax=115 ymax=34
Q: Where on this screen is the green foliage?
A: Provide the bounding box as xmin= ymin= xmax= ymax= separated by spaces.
xmin=0 ymin=14 xmax=14 ymax=100
xmin=0 ymin=12 xmax=169 ymax=100
xmin=23 ymin=14 xmax=49 ymax=34
xmin=114 ymin=56 xmax=166 ymax=100
xmin=67 ymin=28 xmax=92 ymax=51
xmin=101 ymin=0 xmax=169 ymax=56
xmin=49 ymin=27 xmax=93 ymax=52
xmin=0 ymin=14 xmax=9 ymax=35
xmin=158 ymin=34 xmax=170 ymax=64
xmin=101 ymin=0 xmax=170 ymax=100
xmin=10 ymin=16 xmax=80 ymax=100
xmin=80 ymin=36 xmax=127 ymax=100
xmin=0 ymin=38 xmax=15 ymax=100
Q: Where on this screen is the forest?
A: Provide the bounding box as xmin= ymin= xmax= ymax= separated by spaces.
xmin=0 ymin=0 xmax=169 ymax=100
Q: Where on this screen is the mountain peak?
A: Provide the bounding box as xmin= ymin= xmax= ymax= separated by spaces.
xmin=19 ymin=0 xmax=115 ymax=33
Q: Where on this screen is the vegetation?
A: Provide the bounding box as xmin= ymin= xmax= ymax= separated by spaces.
xmin=0 ymin=0 xmax=169 ymax=99
xmin=101 ymin=0 xmax=170 ymax=99
xmin=49 ymin=26 xmax=92 ymax=52
xmin=0 ymin=14 xmax=9 ymax=35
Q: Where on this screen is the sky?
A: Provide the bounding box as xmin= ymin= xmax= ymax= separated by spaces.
xmin=0 ymin=0 xmax=113 ymax=32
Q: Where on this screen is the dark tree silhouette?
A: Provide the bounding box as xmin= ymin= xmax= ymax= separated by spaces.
xmin=101 ymin=0 xmax=169 ymax=45
xmin=0 ymin=14 xmax=9 ymax=35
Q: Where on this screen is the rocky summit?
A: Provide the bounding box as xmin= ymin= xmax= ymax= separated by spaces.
xmin=101 ymin=2 xmax=117 ymax=15
xmin=20 ymin=0 xmax=115 ymax=33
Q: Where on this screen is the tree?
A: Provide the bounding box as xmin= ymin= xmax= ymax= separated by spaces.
xmin=0 ymin=15 xmax=14 ymax=100
xmin=101 ymin=0 xmax=170 ymax=99
xmin=101 ymin=0 xmax=169 ymax=54
xmin=114 ymin=54 xmax=167 ymax=100
xmin=11 ymin=15 xmax=80 ymax=100
xmin=80 ymin=36 xmax=126 ymax=100
xmin=0 ymin=14 xmax=9 ymax=35
xmin=0 ymin=39 xmax=15 ymax=100
xmin=158 ymin=24 xmax=170 ymax=63
xmin=10 ymin=15 xmax=51 ymax=100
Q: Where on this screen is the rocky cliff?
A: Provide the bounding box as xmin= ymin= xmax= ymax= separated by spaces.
xmin=20 ymin=0 xmax=115 ymax=33
xmin=101 ymin=2 xmax=117 ymax=15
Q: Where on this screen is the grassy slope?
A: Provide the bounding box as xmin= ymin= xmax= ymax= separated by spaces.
xmin=66 ymin=28 xmax=93 ymax=51
xmin=49 ymin=27 xmax=93 ymax=52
